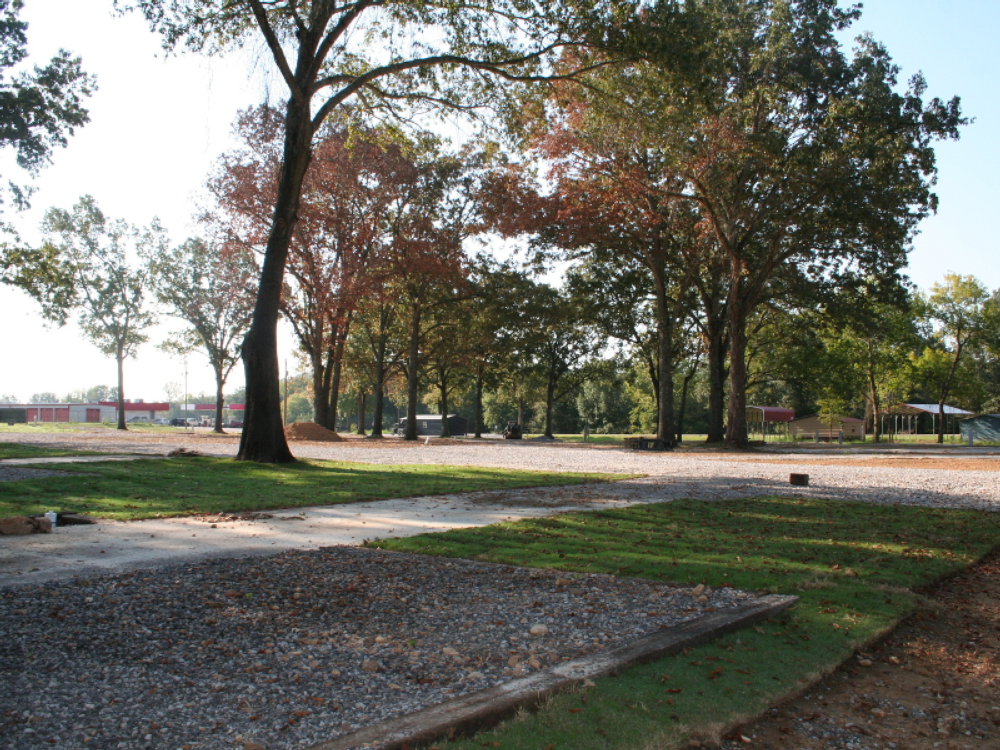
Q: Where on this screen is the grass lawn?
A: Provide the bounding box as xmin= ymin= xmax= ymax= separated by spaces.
xmin=0 ymin=455 xmax=626 ymax=520
xmin=0 ymin=422 xmax=182 ymax=434
xmin=0 ymin=444 xmax=107 ymax=460
xmin=371 ymin=497 xmax=1000 ymax=749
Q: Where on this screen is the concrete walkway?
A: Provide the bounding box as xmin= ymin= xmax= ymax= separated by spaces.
xmin=0 ymin=481 xmax=656 ymax=588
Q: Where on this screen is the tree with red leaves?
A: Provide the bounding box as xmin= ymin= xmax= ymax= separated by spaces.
xmin=209 ymin=106 xmax=416 ymax=431
xmin=122 ymin=0 xmax=640 ymax=463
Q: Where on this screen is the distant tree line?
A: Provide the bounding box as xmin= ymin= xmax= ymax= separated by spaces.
xmin=5 ymin=0 xmax=990 ymax=453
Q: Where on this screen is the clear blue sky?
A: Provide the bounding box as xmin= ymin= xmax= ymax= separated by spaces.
xmin=0 ymin=0 xmax=996 ymax=403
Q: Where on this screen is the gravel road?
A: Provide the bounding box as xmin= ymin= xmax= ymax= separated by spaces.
xmin=4 ymin=429 xmax=999 ymax=511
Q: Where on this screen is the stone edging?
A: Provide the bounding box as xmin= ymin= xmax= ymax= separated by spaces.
xmin=308 ymin=593 xmax=798 ymax=750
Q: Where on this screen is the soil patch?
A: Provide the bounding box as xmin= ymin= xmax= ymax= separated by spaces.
xmin=717 ymin=548 xmax=1000 ymax=750
xmin=284 ymin=421 xmax=344 ymax=442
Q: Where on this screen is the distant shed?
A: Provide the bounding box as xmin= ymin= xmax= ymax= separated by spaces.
xmin=789 ymin=414 xmax=865 ymax=440
xmin=394 ymin=414 xmax=468 ymax=437
xmin=883 ymin=403 xmax=973 ymax=437
xmin=746 ymin=406 xmax=795 ymax=441
xmin=960 ymin=414 xmax=1000 ymax=443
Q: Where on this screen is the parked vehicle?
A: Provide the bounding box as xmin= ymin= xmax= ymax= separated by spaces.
xmin=503 ymin=422 xmax=523 ymax=439
xmin=169 ymin=418 xmax=187 ymax=427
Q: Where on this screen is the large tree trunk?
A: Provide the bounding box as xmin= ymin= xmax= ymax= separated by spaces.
xmin=356 ymin=390 xmax=366 ymax=435
xmin=327 ymin=356 xmax=344 ymax=432
xmin=544 ymin=368 xmax=556 ymax=439
xmin=116 ymin=347 xmax=127 ymax=431
xmin=652 ymin=276 xmax=674 ymax=444
xmin=474 ymin=367 xmax=485 ymax=438
xmin=310 ymin=346 xmax=329 ymax=426
xmin=937 ymin=346 xmax=963 ymax=444
xmin=725 ymin=277 xmax=750 ymax=449
xmin=404 ymin=304 xmax=422 ymax=441
xmin=213 ymin=365 xmax=226 ymax=434
xmin=370 ymin=338 xmax=387 ymax=438
xmin=867 ymin=341 xmax=881 ymax=442
xmin=438 ymin=368 xmax=451 ymax=437
xmin=237 ymin=97 xmax=314 ymax=463
xmin=705 ymin=312 xmax=728 ymax=443
xmin=676 ymin=350 xmax=701 ymax=444
xmin=326 ymin=312 xmax=350 ymax=432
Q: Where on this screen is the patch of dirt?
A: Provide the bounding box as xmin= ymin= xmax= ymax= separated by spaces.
xmin=746 ymin=457 xmax=1000 ymax=471
xmin=283 ymin=421 xmax=343 ymax=442
xmin=166 ymin=447 xmax=203 ymax=457
xmin=716 ymin=549 xmax=1000 ymax=750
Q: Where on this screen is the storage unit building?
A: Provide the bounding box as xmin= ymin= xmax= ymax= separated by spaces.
xmin=960 ymin=414 xmax=1000 ymax=443
xmin=394 ymin=414 xmax=468 ymax=437
xmin=17 ymin=403 xmax=116 ymax=423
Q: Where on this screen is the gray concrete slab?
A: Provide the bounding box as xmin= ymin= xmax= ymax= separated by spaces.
xmin=0 ymin=482 xmax=657 ymax=588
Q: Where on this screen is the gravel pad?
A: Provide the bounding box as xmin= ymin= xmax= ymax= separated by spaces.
xmin=1 ymin=546 xmax=757 ymax=750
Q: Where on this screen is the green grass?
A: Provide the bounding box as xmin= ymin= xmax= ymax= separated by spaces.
xmin=0 ymin=455 xmax=625 ymax=520
xmin=0 ymin=444 xmax=106 ymax=460
xmin=0 ymin=423 xmax=91 ymax=433
xmin=0 ymin=422 xmax=182 ymax=434
xmin=371 ymin=497 xmax=1000 ymax=750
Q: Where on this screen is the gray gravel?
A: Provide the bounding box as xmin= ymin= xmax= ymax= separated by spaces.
xmin=4 ymin=431 xmax=999 ymax=510
xmin=0 ymin=546 xmax=754 ymax=750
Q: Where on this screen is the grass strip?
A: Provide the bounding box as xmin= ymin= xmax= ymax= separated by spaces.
xmin=0 ymin=455 xmax=626 ymax=520
xmin=371 ymin=497 xmax=1000 ymax=749
xmin=0 ymin=444 xmax=108 ymax=460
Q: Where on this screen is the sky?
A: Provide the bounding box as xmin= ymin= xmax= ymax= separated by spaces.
xmin=0 ymin=0 xmax=998 ymax=404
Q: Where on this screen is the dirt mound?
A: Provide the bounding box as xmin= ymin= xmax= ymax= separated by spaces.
xmin=284 ymin=422 xmax=343 ymax=442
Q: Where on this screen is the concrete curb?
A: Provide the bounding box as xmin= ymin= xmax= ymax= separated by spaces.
xmin=308 ymin=593 xmax=798 ymax=750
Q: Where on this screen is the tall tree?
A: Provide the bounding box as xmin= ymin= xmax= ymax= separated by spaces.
xmin=596 ymin=0 xmax=964 ymax=447
xmin=526 ymin=86 xmax=705 ymax=445
xmin=210 ymin=106 xmax=414 ymax=430
xmin=464 ymin=258 xmax=540 ymax=439
xmin=0 ymin=0 xmax=94 ymax=216
xmin=353 ymin=285 xmax=405 ymax=438
xmin=123 ymin=0 xmax=635 ymax=463
xmin=39 ymin=196 xmax=161 ymax=430
xmin=0 ymin=0 xmax=94 ymax=306
xmin=919 ymin=273 xmax=989 ymax=442
xmin=526 ymin=283 xmax=595 ymax=439
xmin=385 ymin=142 xmax=477 ymax=441
xmin=146 ymin=237 xmax=257 ymax=433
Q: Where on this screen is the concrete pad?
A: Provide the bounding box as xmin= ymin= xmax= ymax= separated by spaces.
xmin=308 ymin=594 xmax=798 ymax=750
xmin=0 ymin=486 xmax=646 ymax=588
